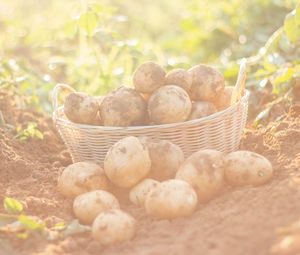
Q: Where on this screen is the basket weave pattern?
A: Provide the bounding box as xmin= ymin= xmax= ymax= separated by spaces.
xmin=53 ymin=84 xmax=249 ymax=164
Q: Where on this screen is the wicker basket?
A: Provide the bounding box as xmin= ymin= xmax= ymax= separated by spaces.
xmin=52 ymin=84 xmax=249 ymax=164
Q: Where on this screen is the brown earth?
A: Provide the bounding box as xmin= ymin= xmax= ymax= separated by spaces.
xmin=0 ymin=91 xmax=299 ymax=255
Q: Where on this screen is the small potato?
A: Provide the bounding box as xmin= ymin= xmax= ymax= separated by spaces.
xmin=176 ymin=150 xmax=225 ymax=203
xmin=188 ymin=64 xmax=225 ymax=103
xmin=99 ymin=86 xmax=147 ymax=127
xmin=133 ymin=61 xmax=166 ymax=93
xmin=188 ymin=101 xmax=217 ymax=120
xmin=214 ymin=86 xmax=234 ymax=111
xmin=224 ymin=151 xmax=273 ymax=186
xmin=92 ymin=209 xmax=137 ymax=245
xmin=129 ymin=178 xmax=160 ymax=207
xmin=148 ymin=85 xmax=192 ymax=124
xmin=58 ymin=162 xmax=110 ymax=199
xmin=104 ymin=136 xmax=151 ymax=188
xmin=145 ymin=179 xmax=198 ymax=219
xmin=140 ymin=137 xmax=184 ymax=181
xmin=64 ymin=92 xmax=99 ymax=125
xmin=73 ymin=190 xmax=119 ymax=225
xmin=165 ymin=68 xmax=192 ymax=92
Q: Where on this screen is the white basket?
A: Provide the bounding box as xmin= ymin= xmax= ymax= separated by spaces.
xmin=52 ymin=84 xmax=249 ymax=164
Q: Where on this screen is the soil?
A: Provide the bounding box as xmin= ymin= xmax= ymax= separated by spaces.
xmin=0 ymin=91 xmax=299 ymax=255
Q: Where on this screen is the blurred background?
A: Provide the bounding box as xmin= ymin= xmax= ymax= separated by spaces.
xmin=0 ymin=0 xmax=299 ymax=118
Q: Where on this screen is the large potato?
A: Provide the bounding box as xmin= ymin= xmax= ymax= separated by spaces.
xmin=188 ymin=101 xmax=217 ymax=120
xmin=58 ymin=162 xmax=110 ymax=199
xmin=188 ymin=64 xmax=225 ymax=103
xmin=64 ymin=92 xmax=99 ymax=125
xmin=145 ymin=179 xmax=198 ymax=219
xmin=176 ymin=150 xmax=225 ymax=203
xmin=129 ymin=178 xmax=160 ymax=207
xmin=140 ymin=137 xmax=184 ymax=181
xmin=73 ymin=190 xmax=119 ymax=225
xmin=148 ymin=85 xmax=192 ymax=124
xmin=214 ymin=86 xmax=234 ymax=111
xmin=165 ymin=68 xmax=192 ymax=92
xmin=99 ymin=86 xmax=147 ymax=127
xmin=104 ymin=136 xmax=151 ymax=188
xmin=133 ymin=61 xmax=166 ymax=93
xmin=92 ymin=209 xmax=137 ymax=245
xmin=224 ymin=150 xmax=273 ymax=186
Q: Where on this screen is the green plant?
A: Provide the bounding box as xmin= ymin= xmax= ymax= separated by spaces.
xmin=14 ymin=122 xmax=43 ymax=143
xmin=0 ymin=197 xmax=91 ymax=245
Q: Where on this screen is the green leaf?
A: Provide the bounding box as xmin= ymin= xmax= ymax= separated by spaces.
xmin=28 ymin=122 xmax=37 ymax=129
xmin=92 ymin=3 xmax=104 ymax=13
xmin=284 ymin=10 xmax=300 ymax=43
xmin=274 ymin=67 xmax=295 ymax=85
xmin=60 ymin=219 xmax=91 ymax=238
xmin=35 ymin=130 xmax=44 ymax=140
xmin=4 ymin=198 xmax=23 ymax=215
xmin=16 ymin=233 xmax=28 ymax=239
xmin=79 ymin=12 xmax=98 ymax=36
xmin=19 ymin=136 xmax=27 ymax=143
xmin=19 ymin=215 xmax=44 ymax=231
xmin=65 ymin=20 xmax=77 ymax=37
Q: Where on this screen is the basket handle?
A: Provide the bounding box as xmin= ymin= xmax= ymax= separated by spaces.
xmin=231 ymin=59 xmax=247 ymax=105
xmin=52 ymin=83 xmax=76 ymax=124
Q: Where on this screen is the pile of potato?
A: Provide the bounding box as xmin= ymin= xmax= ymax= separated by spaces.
xmin=58 ymin=136 xmax=273 ymax=246
xmin=63 ymin=61 xmax=236 ymax=127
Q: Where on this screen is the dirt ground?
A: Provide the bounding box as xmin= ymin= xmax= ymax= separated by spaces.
xmin=0 ymin=91 xmax=299 ymax=255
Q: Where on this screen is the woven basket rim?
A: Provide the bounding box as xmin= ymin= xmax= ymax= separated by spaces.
xmin=53 ymin=89 xmax=249 ymax=131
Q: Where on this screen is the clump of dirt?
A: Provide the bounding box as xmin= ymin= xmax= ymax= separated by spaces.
xmin=0 ymin=91 xmax=299 ymax=255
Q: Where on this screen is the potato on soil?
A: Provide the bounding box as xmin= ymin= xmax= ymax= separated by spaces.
xmin=58 ymin=162 xmax=110 ymax=199
xmin=214 ymin=86 xmax=234 ymax=111
xmin=73 ymin=190 xmax=120 ymax=225
xmin=99 ymin=86 xmax=147 ymax=127
xmin=176 ymin=149 xmax=225 ymax=203
xmin=139 ymin=137 xmax=184 ymax=181
xmin=92 ymin=209 xmax=137 ymax=245
xmin=104 ymin=136 xmax=151 ymax=188
xmin=188 ymin=101 xmax=217 ymax=120
xmin=129 ymin=178 xmax=160 ymax=207
xmin=64 ymin=92 xmax=99 ymax=125
xmin=224 ymin=150 xmax=273 ymax=186
xmin=165 ymin=68 xmax=192 ymax=92
xmin=133 ymin=61 xmax=166 ymax=93
xmin=145 ymin=179 xmax=198 ymax=220
xmin=188 ymin=64 xmax=225 ymax=103
xmin=148 ymin=85 xmax=192 ymax=124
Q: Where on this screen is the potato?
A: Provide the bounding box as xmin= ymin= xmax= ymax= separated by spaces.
xmin=99 ymin=86 xmax=147 ymax=127
xmin=64 ymin=92 xmax=99 ymax=125
xmin=104 ymin=136 xmax=151 ymax=188
xmin=58 ymin=162 xmax=110 ymax=199
xmin=214 ymin=86 xmax=234 ymax=111
xmin=165 ymin=68 xmax=192 ymax=92
xmin=129 ymin=178 xmax=160 ymax=207
xmin=92 ymin=209 xmax=137 ymax=245
xmin=176 ymin=149 xmax=225 ymax=203
xmin=145 ymin=179 xmax=198 ymax=219
xmin=148 ymin=85 xmax=192 ymax=124
xmin=73 ymin=190 xmax=119 ymax=225
xmin=188 ymin=101 xmax=217 ymax=120
xmin=133 ymin=61 xmax=166 ymax=93
xmin=140 ymin=137 xmax=184 ymax=181
xmin=224 ymin=150 xmax=273 ymax=186
xmin=188 ymin=64 xmax=225 ymax=103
